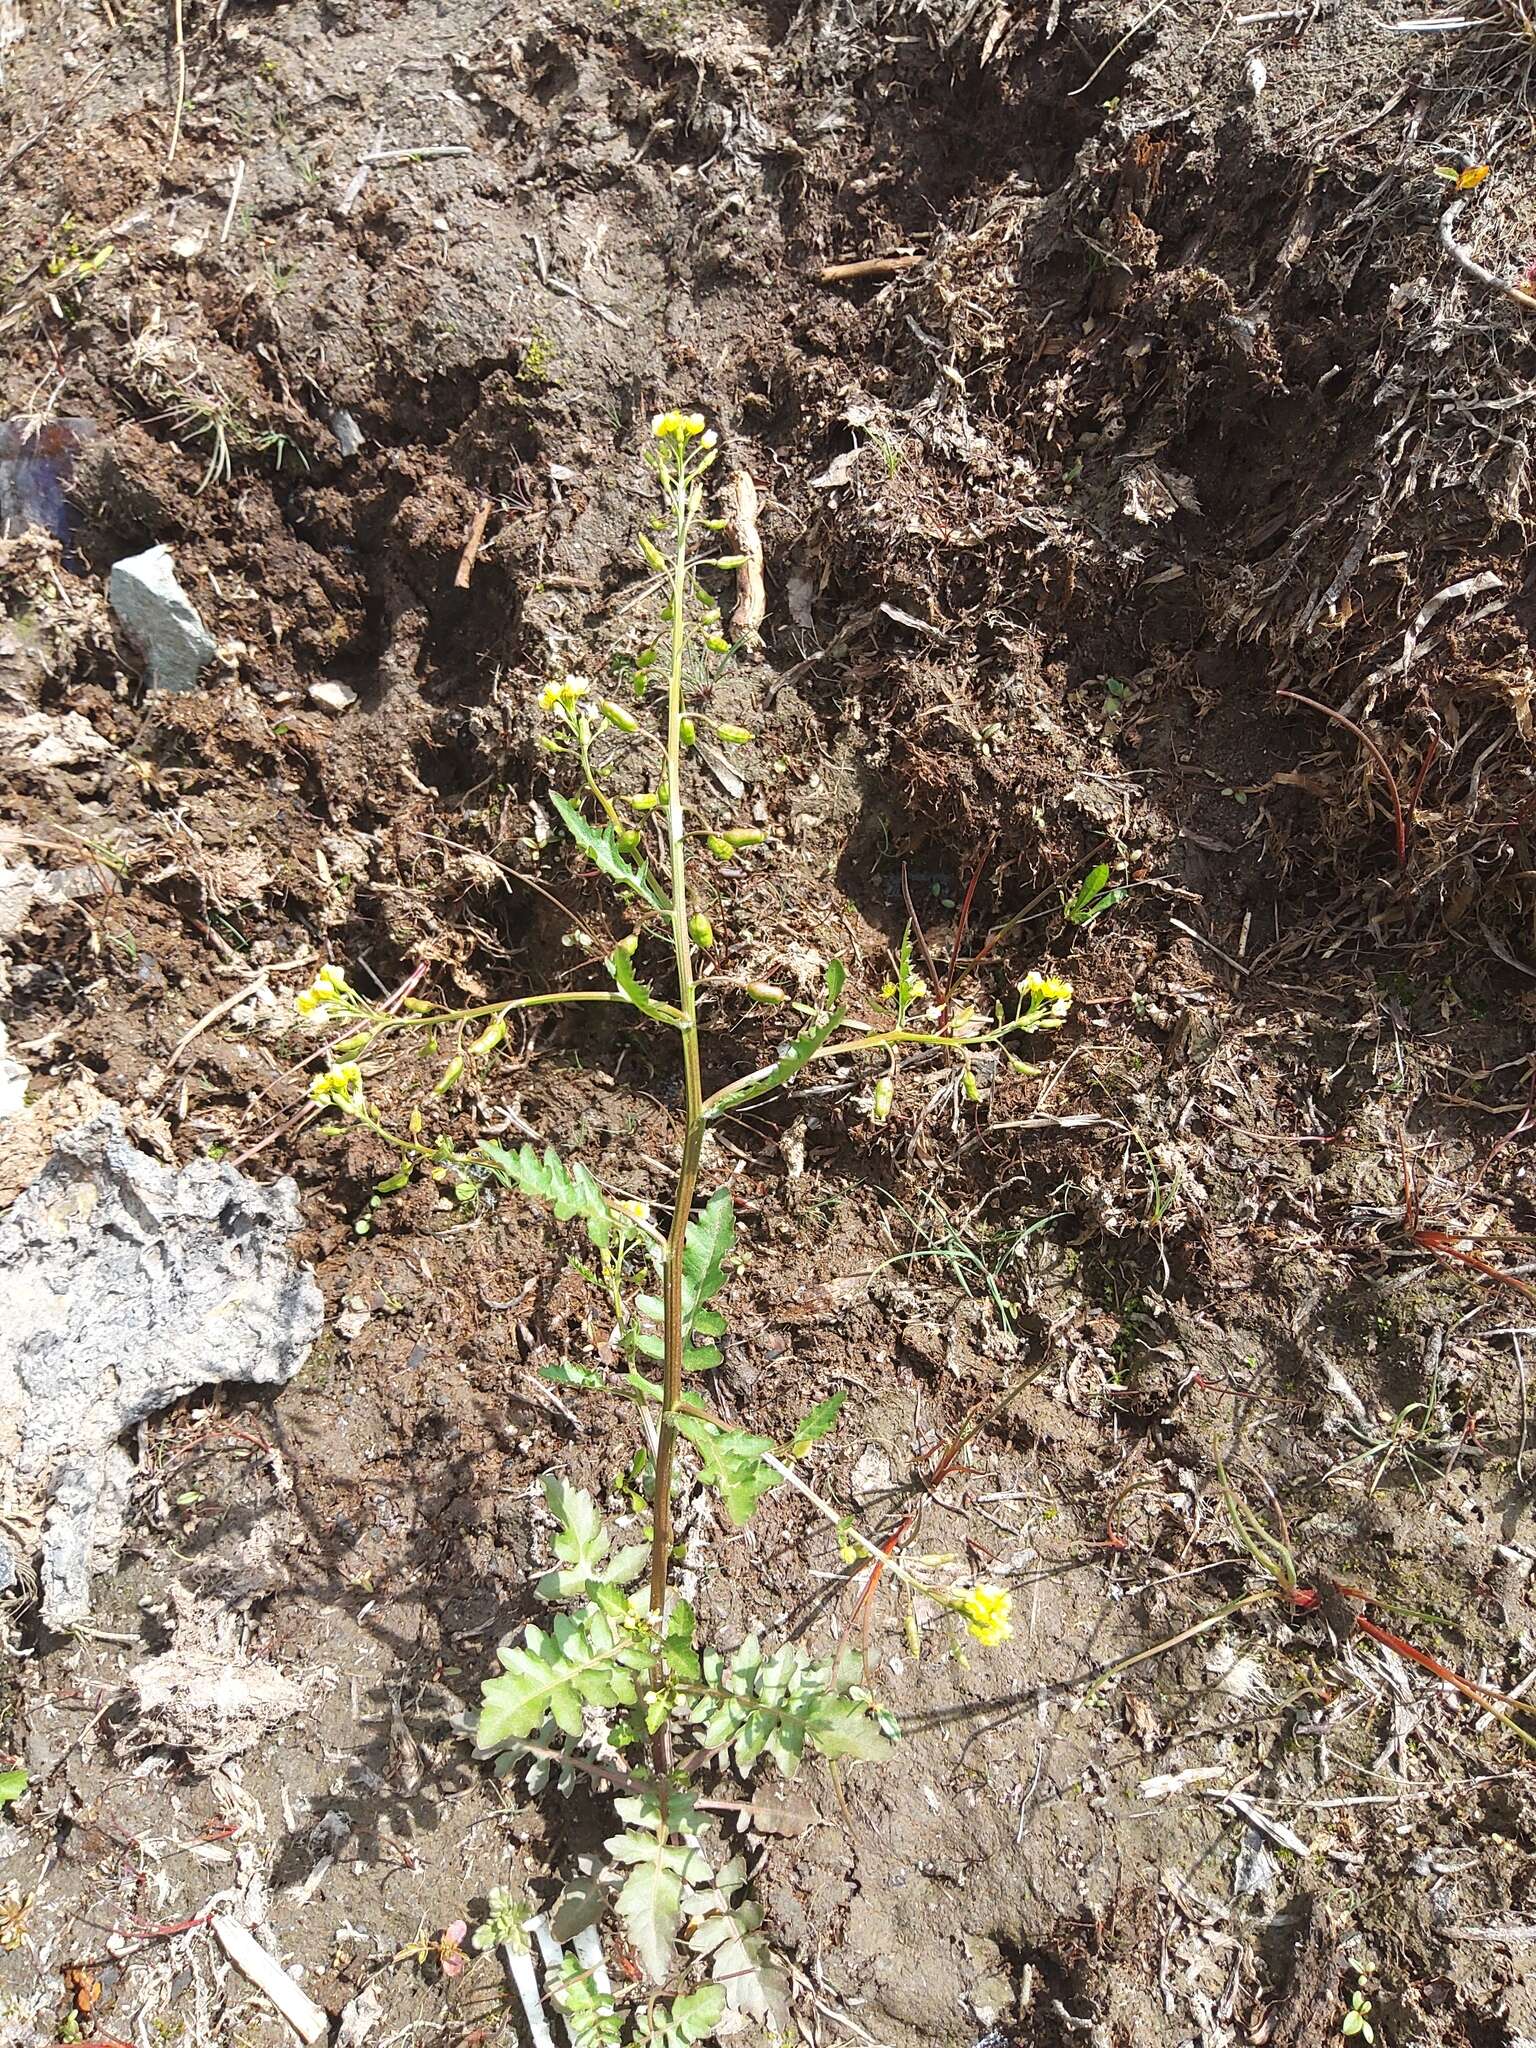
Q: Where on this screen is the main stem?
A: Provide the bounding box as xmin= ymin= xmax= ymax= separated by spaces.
xmin=649 ymin=460 xmax=704 ymax=1622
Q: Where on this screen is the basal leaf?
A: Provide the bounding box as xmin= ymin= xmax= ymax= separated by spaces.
xmin=550 ymin=791 xmax=669 ymax=914
xmin=604 ymin=1826 xmax=708 ymax=1980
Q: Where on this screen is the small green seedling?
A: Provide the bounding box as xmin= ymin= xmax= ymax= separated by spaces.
xmin=1063 ymin=860 xmax=1126 ymax=927
xmin=1341 ymin=1987 xmax=1375 ymax=2041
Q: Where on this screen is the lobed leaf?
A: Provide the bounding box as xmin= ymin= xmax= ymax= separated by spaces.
xmin=550 ymin=791 xmax=669 ymax=913
xmin=607 ymin=942 xmax=686 ymax=1025
xmin=475 ymin=1138 xmax=619 ymax=1251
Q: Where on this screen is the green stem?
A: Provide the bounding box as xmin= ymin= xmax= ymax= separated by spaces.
xmin=575 ymin=716 xmax=626 ymax=836
xmin=650 ymin=455 xmax=705 ymax=1625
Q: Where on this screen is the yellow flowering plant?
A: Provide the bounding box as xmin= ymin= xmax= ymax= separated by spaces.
xmin=291 ymin=407 xmax=1067 ymax=2037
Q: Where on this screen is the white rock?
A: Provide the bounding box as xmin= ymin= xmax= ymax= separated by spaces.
xmin=0 ymin=1105 xmax=323 ymax=1626
xmin=109 ymin=544 xmax=217 ymax=693
xmin=308 ymin=679 xmax=358 ymax=713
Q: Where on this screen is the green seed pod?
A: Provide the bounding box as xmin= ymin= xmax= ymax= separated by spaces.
xmin=627 ymin=792 xmax=660 ymax=811
xmin=435 ymin=1053 xmax=465 ymax=1094
xmin=689 ymin=913 xmax=715 ymax=950
xmin=705 ymin=635 xmax=732 ymax=654
xmin=705 ymin=834 xmax=737 ymax=861
xmin=711 ymin=554 xmax=747 ymax=570
xmin=468 ymin=1013 xmax=506 ymax=1056
xmin=600 ymin=698 xmax=639 ymax=733
xmin=715 ymin=724 xmax=753 ymax=744
xmin=636 ymin=646 xmax=659 ymax=668
xmin=745 ymin=981 xmax=787 ymax=1004
xmin=720 ymin=827 xmax=765 ymax=849
xmin=331 ymin=1031 xmax=369 ymax=1055
xmin=873 ymin=1073 xmax=894 ymax=1121
xmin=679 ymin=716 xmax=697 ymax=747
xmin=615 ymin=828 xmax=642 ymax=854
xmin=636 ymin=532 xmax=667 ymax=572
xmin=402 ymin=996 xmax=435 ymax=1013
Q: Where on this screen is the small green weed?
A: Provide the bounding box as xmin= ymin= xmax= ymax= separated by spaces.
xmin=1063 ymin=859 xmax=1126 ymax=928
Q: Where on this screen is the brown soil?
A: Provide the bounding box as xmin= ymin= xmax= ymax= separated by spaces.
xmin=5 ymin=0 xmax=1536 ymax=2043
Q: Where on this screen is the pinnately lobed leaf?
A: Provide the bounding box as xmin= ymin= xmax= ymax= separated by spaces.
xmin=477 ymin=1606 xmax=647 ymax=1750
xmin=632 ymin=1186 xmax=736 ymax=1371
xmin=550 ymin=790 xmax=669 ymax=913
xmin=604 ymin=1812 xmax=711 ymax=1980
xmin=475 ymin=1138 xmax=617 ymax=1251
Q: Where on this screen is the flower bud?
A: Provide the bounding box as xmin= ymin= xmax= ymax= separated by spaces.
xmin=705 ymin=834 xmax=737 ymax=860
xmin=705 ymin=635 xmax=732 ymax=654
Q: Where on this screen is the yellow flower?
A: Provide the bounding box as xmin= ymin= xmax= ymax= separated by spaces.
xmin=650 ymin=409 xmax=709 ymax=441
xmin=958 ymin=1583 xmax=1013 ymax=1646
xmin=538 ymin=678 xmax=589 ymax=714
xmin=296 ymin=963 xmax=350 ymax=1017
xmin=309 ymin=1062 xmax=364 ymax=1109
xmin=1019 ymin=970 xmax=1074 ymax=1010
xmin=617 ymin=1198 xmax=652 ymax=1228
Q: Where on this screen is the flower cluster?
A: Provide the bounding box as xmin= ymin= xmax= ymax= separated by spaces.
xmin=539 ymin=677 xmax=589 ymax=715
xmin=295 ymin=963 xmax=350 ymax=1018
xmin=957 ymin=1583 xmax=1013 ymax=1646
xmin=1019 ymin=970 xmax=1074 ymax=1017
xmin=650 ymin=410 xmax=716 ymax=447
xmin=309 ymin=1061 xmax=365 ymax=1111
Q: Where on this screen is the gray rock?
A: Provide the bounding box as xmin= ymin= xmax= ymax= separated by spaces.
xmin=109 ymin=543 xmax=216 ymax=693
xmin=0 ymin=1105 xmax=323 ymax=1627
xmin=327 ymin=409 xmax=365 ymax=459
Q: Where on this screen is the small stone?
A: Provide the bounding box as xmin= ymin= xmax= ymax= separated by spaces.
xmin=109 ymin=544 xmax=217 ymax=693
xmin=327 ymin=409 xmax=364 ymax=458
xmin=308 ymin=680 xmax=358 ymax=713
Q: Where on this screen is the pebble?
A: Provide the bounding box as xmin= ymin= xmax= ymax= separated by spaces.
xmin=308 ymin=680 xmax=358 ymax=713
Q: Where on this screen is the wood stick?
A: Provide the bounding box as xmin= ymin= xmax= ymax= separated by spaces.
xmin=454 ymin=498 xmax=493 ymax=588
xmin=213 ymin=1917 xmax=327 ymax=2044
xmin=728 ymin=469 xmax=765 ymax=643
xmin=818 ymin=253 xmax=923 ymax=284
